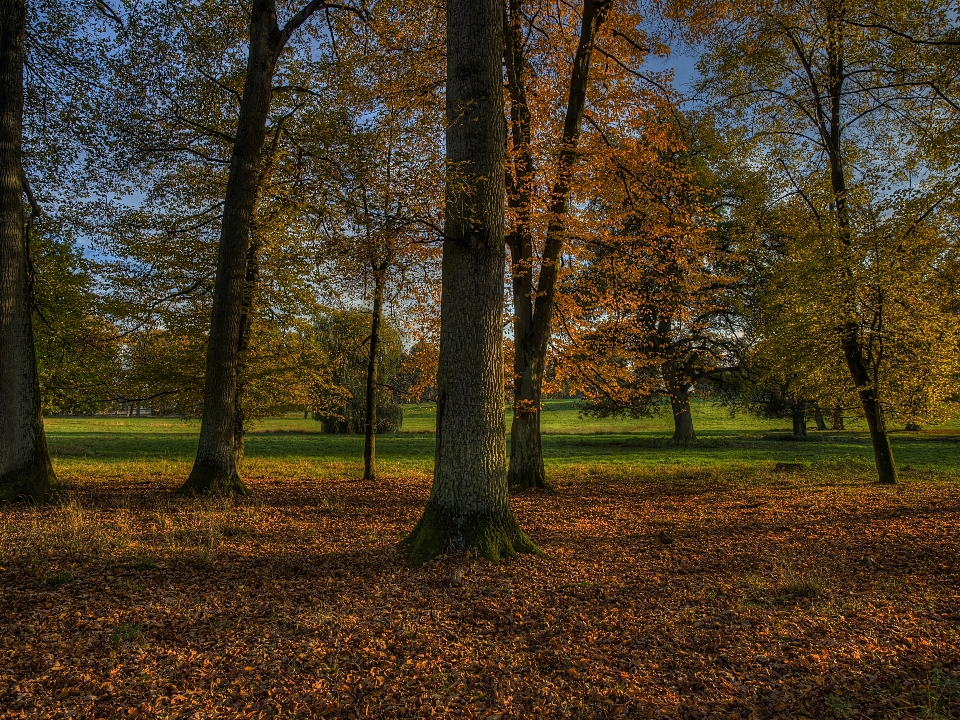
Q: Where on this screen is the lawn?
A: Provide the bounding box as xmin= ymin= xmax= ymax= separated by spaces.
xmin=1 ymin=401 xmax=959 ymax=719
xmin=40 ymin=399 xmax=960 ymax=481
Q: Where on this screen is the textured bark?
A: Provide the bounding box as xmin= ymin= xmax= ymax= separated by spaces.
xmin=180 ymin=1 xmax=283 ymax=495
xmin=363 ymin=271 xmax=384 ymax=481
xmin=402 ymin=0 xmax=538 ymax=566
xmin=505 ymin=0 xmax=610 ymax=491
xmin=231 ymin=236 xmax=261 ymax=473
xmin=0 ymin=0 xmax=58 ymax=505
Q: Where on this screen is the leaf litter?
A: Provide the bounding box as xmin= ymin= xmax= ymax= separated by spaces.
xmin=1 ymin=470 xmax=958 ymax=719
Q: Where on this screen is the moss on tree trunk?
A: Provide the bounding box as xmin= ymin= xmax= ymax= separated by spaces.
xmin=401 ymin=502 xmax=540 ymax=567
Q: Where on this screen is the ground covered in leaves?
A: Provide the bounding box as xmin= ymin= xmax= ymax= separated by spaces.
xmin=2 ymin=467 xmax=959 ymax=719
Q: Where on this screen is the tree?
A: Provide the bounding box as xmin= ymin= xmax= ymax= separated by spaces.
xmin=401 ymin=0 xmax=539 ymax=566
xmin=314 ymin=108 xmax=442 ymax=480
xmin=175 ymin=0 xmax=362 ymax=495
xmin=556 ymin=122 xmax=733 ymax=444
xmin=685 ymin=0 xmax=960 ymax=484
xmin=0 ymin=0 xmax=58 ymax=504
xmin=310 ymin=308 xmax=404 ymax=435
xmin=503 ymin=0 xmax=612 ymax=489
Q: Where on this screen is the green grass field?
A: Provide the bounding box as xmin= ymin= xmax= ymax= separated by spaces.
xmin=44 ymin=400 xmax=960 ymax=483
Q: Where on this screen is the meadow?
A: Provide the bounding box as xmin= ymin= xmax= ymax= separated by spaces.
xmin=41 ymin=399 xmax=960 ymax=482
xmin=2 ymin=401 xmax=959 ymax=719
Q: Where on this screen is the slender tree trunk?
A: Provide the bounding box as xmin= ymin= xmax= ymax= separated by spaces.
xmin=179 ymin=1 xmax=282 ymax=495
xmin=0 ymin=0 xmax=58 ymax=504
xmin=839 ymin=326 xmax=898 ymax=483
xmin=363 ymin=270 xmax=384 ymax=481
xmin=820 ymin=13 xmax=898 ymax=485
xmin=791 ymin=403 xmax=807 ymax=440
xmin=401 ymin=0 xmax=539 ymax=566
xmin=505 ymin=0 xmax=610 ymax=491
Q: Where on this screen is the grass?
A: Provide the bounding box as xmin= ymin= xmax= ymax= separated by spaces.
xmin=43 ymin=399 xmax=960 ymax=484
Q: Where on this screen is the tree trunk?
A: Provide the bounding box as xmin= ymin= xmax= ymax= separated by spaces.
xmin=791 ymin=404 xmax=807 ymax=440
xmin=363 ymin=270 xmax=384 ymax=481
xmin=669 ymin=391 xmax=696 ymax=444
xmin=231 ymin=236 xmax=261 ymax=468
xmin=0 ymin=0 xmax=58 ymax=505
xmin=505 ymin=0 xmax=610 ymax=491
xmin=179 ymin=1 xmax=283 ymax=495
xmin=819 ymin=16 xmax=898 ymax=485
xmin=839 ymin=325 xmax=898 ymax=484
xmin=831 ymin=404 xmax=845 ymax=430
xmin=401 ymin=0 xmax=538 ymax=567
xmin=814 ymin=405 xmax=827 ymax=431
xmin=662 ymin=360 xmax=695 ymax=443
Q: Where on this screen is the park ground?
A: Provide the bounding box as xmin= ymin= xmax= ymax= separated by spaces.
xmin=1 ymin=402 xmax=959 ymax=719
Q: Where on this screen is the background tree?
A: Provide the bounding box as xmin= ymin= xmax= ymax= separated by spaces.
xmin=681 ymin=0 xmax=960 ymax=484
xmin=310 ymin=308 xmax=404 ymax=434
xmin=556 ymin=120 xmax=734 ymax=444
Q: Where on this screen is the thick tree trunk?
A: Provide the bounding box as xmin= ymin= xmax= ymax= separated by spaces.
xmin=669 ymin=390 xmax=696 ymax=444
xmin=662 ymin=359 xmax=696 ymax=444
xmin=179 ymin=2 xmax=282 ymax=495
xmin=505 ymin=0 xmax=610 ymax=491
xmin=402 ymin=0 xmax=538 ymax=566
xmin=831 ymin=404 xmax=845 ymax=430
xmin=231 ymin=237 xmax=261 ymax=469
xmin=791 ymin=404 xmax=807 ymax=440
xmin=508 ymin=385 xmax=546 ymax=489
xmin=814 ymin=404 xmax=827 ymax=431
xmin=363 ymin=271 xmax=384 ymax=481
xmin=0 ymin=0 xmax=58 ymax=505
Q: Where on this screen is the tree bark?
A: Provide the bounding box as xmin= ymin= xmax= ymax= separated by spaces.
xmin=831 ymin=404 xmax=845 ymax=430
xmin=401 ymin=0 xmax=538 ymax=566
xmin=363 ymin=269 xmax=384 ymax=481
xmin=791 ymin=403 xmax=807 ymax=440
xmin=232 ymin=236 xmax=261 ymax=469
xmin=505 ymin=0 xmax=610 ymax=491
xmin=839 ymin=325 xmax=898 ymax=483
xmin=179 ymin=0 xmax=283 ymax=495
xmin=662 ymin=359 xmax=695 ymax=443
xmin=0 ymin=0 xmax=58 ymax=505
xmin=669 ymin=390 xmax=696 ymax=445
xmin=814 ymin=404 xmax=827 ymax=431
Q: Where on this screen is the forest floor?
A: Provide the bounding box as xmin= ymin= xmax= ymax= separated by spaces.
xmin=2 ymin=460 xmax=959 ymax=719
